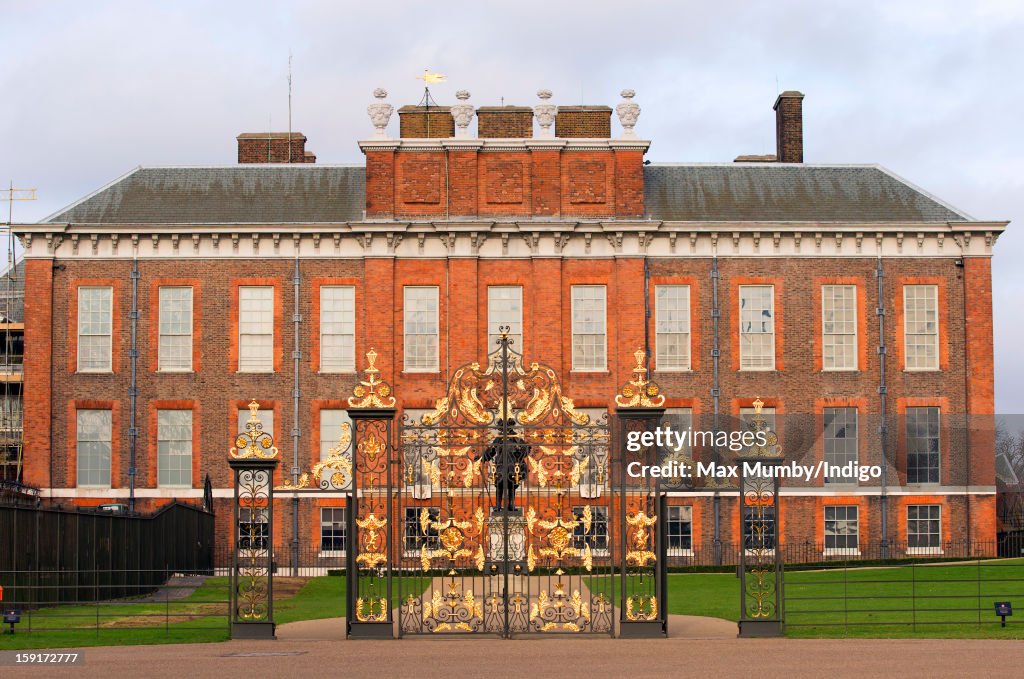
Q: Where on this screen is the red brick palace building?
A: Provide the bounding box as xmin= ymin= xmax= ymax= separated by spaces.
xmin=14 ymin=87 xmax=1007 ymax=561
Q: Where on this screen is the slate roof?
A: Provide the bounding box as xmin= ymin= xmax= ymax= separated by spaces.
xmin=643 ymin=164 xmax=969 ymax=222
xmin=45 ymin=166 xmax=366 ymax=224
xmin=42 ymin=163 xmax=971 ymax=225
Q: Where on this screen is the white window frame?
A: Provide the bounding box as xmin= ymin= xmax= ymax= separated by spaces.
xmin=906 ymin=406 xmax=941 ymax=485
xmin=903 ymin=285 xmax=939 ymax=371
xmin=822 ymin=284 xmax=857 ymax=371
xmin=487 ymin=286 xmax=524 ymax=354
xmin=319 ymin=507 xmax=347 ymax=556
xmin=76 ymin=409 xmax=112 ymax=487
xmin=158 ymin=286 xmax=194 ymax=372
xmin=572 ymin=505 xmax=610 ymax=556
xmin=403 ymin=286 xmax=439 ymax=373
xmin=655 ymin=285 xmax=691 ymax=371
xmin=238 ymin=286 xmax=274 ymax=373
xmin=319 ymin=409 xmax=352 ymax=460
xmin=404 ymin=506 xmax=440 ymax=557
xmin=906 ymin=504 xmax=942 ymax=555
xmin=571 ymin=285 xmax=607 ymax=372
xmin=157 ymin=409 xmax=193 ymax=488
xmin=666 ymin=506 xmax=694 ymax=556
xmin=319 ymin=286 xmax=356 ymax=373
xmin=823 ymin=407 xmax=858 ymax=485
xmin=77 ymin=286 xmax=113 ymax=373
xmin=823 ymin=505 xmax=860 ymax=555
xmin=738 ymin=285 xmax=775 ymax=371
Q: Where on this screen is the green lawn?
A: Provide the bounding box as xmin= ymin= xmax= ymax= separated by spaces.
xmin=0 ymin=577 xmax=233 ymax=650
xmin=5 ymin=562 xmax=1024 ymax=646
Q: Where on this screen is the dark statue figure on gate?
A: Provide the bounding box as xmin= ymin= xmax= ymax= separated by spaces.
xmin=481 ymin=417 xmax=530 ymax=512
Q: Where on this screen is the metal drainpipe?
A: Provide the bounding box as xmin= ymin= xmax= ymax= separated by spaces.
xmin=292 ymin=257 xmax=301 ymax=576
xmin=128 ymin=257 xmax=140 ymax=512
xmin=876 ymin=256 xmax=889 ymax=558
xmin=643 ymin=258 xmax=651 ymax=363
xmin=955 ymin=239 xmax=972 ymax=551
xmin=711 ymin=255 xmax=721 ymax=564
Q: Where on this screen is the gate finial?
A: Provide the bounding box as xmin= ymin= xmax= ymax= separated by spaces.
xmin=348 ymin=348 xmax=397 ymax=408
xmin=614 ymin=348 xmax=665 ymax=408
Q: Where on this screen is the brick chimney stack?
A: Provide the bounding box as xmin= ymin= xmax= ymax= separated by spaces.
xmin=555 ymin=106 xmax=613 ymax=138
xmin=398 ymin=106 xmax=455 ymax=138
xmin=773 ymin=91 xmax=804 ymax=163
xmin=237 ymin=133 xmax=315 ymax=163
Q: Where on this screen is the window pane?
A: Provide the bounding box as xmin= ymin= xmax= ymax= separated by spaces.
xmin=487 ymin=286 xmax=523 ymax=353
xmin=907 ymin=505 xmax=941 ymax=548
xmin=906 ymin=407 xmax=940 ymax=484
xmin=656 ymin=285 xmax=691 ymax=370
xmin=824 ymin=505 xmax=859 ymax=550
xmin=904 ymin=285 xmax=939 ymax=370
xmin=239 ymin=286 xmax=274 ymax=372
xmin=78 ymin=287 xmax=113 ymax=372
xmin=572 ymin=285 xmax=606 ymax=370
xmin=822 ymin=285 xmax=857 ymax=370
xmin=824 ymin=408 xmax=858 ymax=483
xmin=320 ymin=409 xmax=352 ymax=459
xmin=77 ymin=409 xmax=112 ymax=486
xmin=320 ymin=507 xmax=347 ymax=551
xmin=667 ymin=505 xmax=693 ymax=552
xmin=404 ymin=287 xmax=439 ymax=372
xmin=159 ymin=287 xmax=193 ymax=371
xmin=320 ymin=286 xmax=356 ymax=372
xmin=405 ymin=507 xmax=440 ymax=553
xmin=157 ymin=409 xmax=192 ymax=486
xmin=572 ymin=506 xmax=609 ymax=551
xmin=739 ymin=285 xmax=774 ymax=370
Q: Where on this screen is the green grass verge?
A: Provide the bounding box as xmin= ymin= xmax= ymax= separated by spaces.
xmin=5 ymin=562 xmax=1024 ymax=646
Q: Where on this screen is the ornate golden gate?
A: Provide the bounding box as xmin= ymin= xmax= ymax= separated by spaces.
xmin=396 ymin=333 xmax=614 ymax=636
xmin=343 ymin=333 xmax=671 ymax=639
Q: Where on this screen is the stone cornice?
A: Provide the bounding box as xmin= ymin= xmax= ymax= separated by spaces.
xmin=358 ymin=137 xmax=652 ymax=154
xmin=15 ymin=219 xmax=1008 ymax=260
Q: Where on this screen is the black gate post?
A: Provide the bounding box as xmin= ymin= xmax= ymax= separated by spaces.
xmin=614 ymin=349 xmax=668 ymax=638
xmin=228 ymin=400 xmax=280 ymax=640
xmin=346 ymin=349 xmax=398 ymax=639
xmin=737 ymin=398 xmax=784 ymax=638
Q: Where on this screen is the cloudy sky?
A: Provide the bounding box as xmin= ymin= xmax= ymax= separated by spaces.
xmin=2 ymin=0 xmax=1021 ymax=411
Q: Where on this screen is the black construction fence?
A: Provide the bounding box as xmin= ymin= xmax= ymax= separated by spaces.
xmin=0 ymin=500 xmax=216 ymax=610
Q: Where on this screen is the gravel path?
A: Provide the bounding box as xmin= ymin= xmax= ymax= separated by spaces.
xmin=12 ymin=634 xmax=1024 ymax=679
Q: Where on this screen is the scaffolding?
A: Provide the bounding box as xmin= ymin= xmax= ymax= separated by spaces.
xmin=0 ymin=183 xmax=33 ymax=484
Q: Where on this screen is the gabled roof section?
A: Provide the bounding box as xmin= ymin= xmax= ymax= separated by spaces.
xmin=44 ymin=165 xmax=366 ymax=224
xmin=42 ymin=162 xmax=974 ymax=225
xmin=643 ymin=164 xmax=971 ymax=222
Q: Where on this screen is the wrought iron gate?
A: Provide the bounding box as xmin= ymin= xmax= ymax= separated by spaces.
xmin=396 ymin=332 xmax=614 ymax=637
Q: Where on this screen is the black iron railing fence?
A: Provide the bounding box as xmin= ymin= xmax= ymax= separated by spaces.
xmin=666 ymin=538 xmax=1024 ymax=570
xmin=0 ymin=573 xmax=230 ymax=636
xmin=0 ymin=501 xmax=215 ymax=608
xmin=206 ymin=537 xmax=1024 ymax=577
xmin=785 ymin=559 xmax=1024 ymax=633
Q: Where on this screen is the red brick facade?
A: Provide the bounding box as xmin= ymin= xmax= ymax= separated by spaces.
xmin=15 ymin=92 xmax=1003 ymax=563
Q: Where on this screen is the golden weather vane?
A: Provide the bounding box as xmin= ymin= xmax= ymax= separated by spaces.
xmin=416 ymin=69 xmax=447 ymax=84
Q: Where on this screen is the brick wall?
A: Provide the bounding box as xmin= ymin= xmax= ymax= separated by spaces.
xmin=26 ymin=253 xmax=996 ymax=549
xmin=365 ymin=147 xmax=645 ymax=219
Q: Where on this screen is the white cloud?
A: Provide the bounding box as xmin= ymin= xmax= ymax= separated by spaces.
xmin=2 ymin=0 xmax=1021 ymax=409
